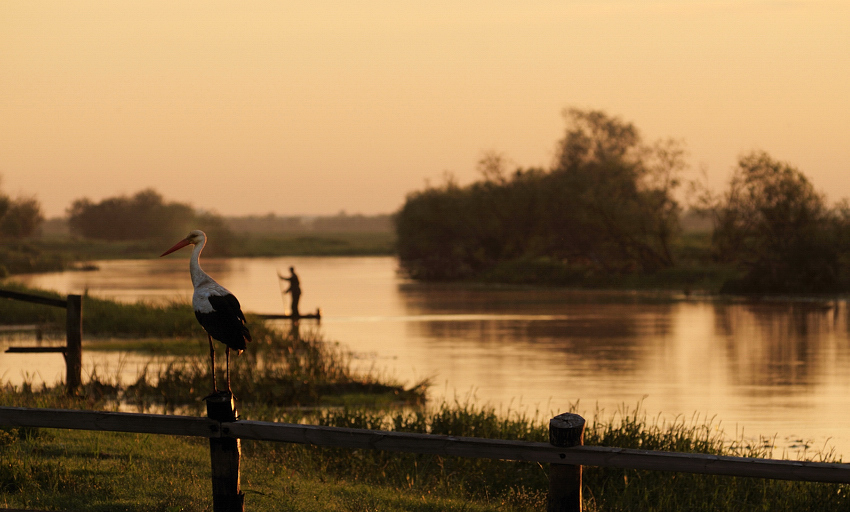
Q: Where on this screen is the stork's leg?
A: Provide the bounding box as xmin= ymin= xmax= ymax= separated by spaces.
xmin=208 ymin=334 xmax=218 ymax=392
xmin=226 ymin=347 xmax=232 ymax=394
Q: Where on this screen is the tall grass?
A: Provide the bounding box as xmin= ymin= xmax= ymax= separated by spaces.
xmin=0 ymin=283 xmax=427 ymax=408
xmin=0 ymin=325 xmax=427 ymax=411
xmin=1 ymin=391 xmax=848 ymax=511
xmin=583 ymin=404 xmax=849 ymax=511
xmin=0 ymin=282 xmax=200 ymax=337
xmin=122 ymin=328 xmax=428 ymax=409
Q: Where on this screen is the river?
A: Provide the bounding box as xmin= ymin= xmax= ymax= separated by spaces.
xmin=4 ymin=256 xmax=850 ymax=458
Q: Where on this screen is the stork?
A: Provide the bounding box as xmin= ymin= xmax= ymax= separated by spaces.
xmin=161 ymin=230 xmax=251 ymax=395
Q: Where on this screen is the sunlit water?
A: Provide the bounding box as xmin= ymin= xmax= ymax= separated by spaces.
xmin=4 ymin=256 xmax=850 ymax=458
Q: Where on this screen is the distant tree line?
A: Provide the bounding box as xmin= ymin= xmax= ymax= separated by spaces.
xmin=0 ymin=178 xmax=49 ymax=276
xmin=226 ymin=212 xmax=393 ymax=234
xmin=67 ymin=189 xmax=233 ymax=252
xmin=396 ymin=109 xmax=684 ymax=281
xmin=395 ymin=108 xmax=850 ymax=293
xmin=699 ymin=151 xmax=850 ymax=293
xmin=0 ymin=179 xmax=43 ymax=239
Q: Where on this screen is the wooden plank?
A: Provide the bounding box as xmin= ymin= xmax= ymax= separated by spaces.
xmin=560 ymin=446 xmax=850 ymax=483
xmin=222 ymin=421 xmax=850 ymax=484
xmin=0 ymin=289 xmax=66 ymax=308
xmin=5 ymin=346 xmax=66 ymax=353
xmin=256 ymin=313 xmax=321 ymax=320
xmin=223 ymin=420 xmax=554 ymax=461
xmin=0 ymin=407 xmax=219 ymax=438
xmin=2 ymin=407 xmax=850 ymax=484
xmin=0 ymin=325 xmax=41 ymax=332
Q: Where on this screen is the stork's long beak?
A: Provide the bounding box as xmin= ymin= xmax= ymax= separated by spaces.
xmin=160 ymin=238 xmax=191 ymax=257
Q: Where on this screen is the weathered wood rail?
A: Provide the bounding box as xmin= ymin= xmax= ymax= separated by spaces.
xmin=0 ymin=289 xmax=82 ymax=394
xmin=1 ymin=405 xmax=849 ymax=512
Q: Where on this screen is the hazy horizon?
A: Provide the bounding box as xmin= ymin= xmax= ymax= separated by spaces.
xmin=3 ymin=1 xmax=848 ymax=218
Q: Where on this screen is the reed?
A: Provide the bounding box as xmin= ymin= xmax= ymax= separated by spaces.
xmin=2 ymin=397 xmax=847 ymax=511
xmin=0 ymin=283 xmax=426 ymax=408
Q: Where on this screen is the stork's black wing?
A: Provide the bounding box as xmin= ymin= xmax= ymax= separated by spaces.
xmin=197 ymin=294 xmax=252 ymax=350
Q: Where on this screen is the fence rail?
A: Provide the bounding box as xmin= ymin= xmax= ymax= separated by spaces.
xmin=0 ymin=289 xmax=67 ymax=309
xmin=0 ymin=289 xmax=82 ymax=394
xmin=2 ymin=405 xmax=849 ymax=485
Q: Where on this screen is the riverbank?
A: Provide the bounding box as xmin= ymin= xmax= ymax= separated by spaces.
xmin=0 ymin=282 xmax=424 ymax=408
xmin=1 ymin=391 xmax=846 ymax=511
xmin=0 ymin=231 xmax=397 ymax=276
xmin=1 ymin=283 xmax=849 ymax=509
xmin=0 ymin=229 xmax=753 ymax=296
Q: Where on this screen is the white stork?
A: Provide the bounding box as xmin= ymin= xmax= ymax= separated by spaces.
xmin=161 ymin=230 xmax=252 ymax=395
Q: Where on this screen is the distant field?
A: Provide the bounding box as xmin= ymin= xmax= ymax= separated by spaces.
xmin=29 ymin=214 xmax=396 ymax=261
xmin=1 ymin=223 xmax=396 ymax=276
xmin=233 ymin=232 xmax=396 ymax=256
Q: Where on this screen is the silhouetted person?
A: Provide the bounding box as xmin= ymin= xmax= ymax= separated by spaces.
xmin=279 ymin=266 xmax=301 ymax=318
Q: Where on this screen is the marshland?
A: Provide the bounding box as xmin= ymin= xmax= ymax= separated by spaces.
xmin=3 ymin=252 xmax=850 ymax=510
xmin=5 ymin=110 xmax=850 ymax=509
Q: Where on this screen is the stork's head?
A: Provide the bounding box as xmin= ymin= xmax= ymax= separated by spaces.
xmin=160 ymin=230 xmax=206 ymax=257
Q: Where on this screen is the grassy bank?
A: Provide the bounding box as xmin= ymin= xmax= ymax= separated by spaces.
xmin=0 ymin=395 xmax=846 ymax=511
xmin=0 ymin=282 xmax=425 ymax=408
xmin=0 ymin=231 xmax=396 ymax=276
xmin=3 ymin=230 xmax=737 ymax=293
xmin=1 ymin=285 xmax=848 ymax=510
xmin=232 ymin=232 xmax=396 ymax=257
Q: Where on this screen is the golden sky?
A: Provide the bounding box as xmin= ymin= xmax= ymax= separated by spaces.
xmin=2 ymin=1 xmax=848 ymax=218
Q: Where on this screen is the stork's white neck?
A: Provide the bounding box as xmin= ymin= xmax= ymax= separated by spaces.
xmin=189 ymin=236 xmax=210 ymax=287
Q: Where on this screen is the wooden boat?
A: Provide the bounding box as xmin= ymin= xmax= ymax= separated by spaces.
xmin=256 ymin=308 xmax=321 ymax=321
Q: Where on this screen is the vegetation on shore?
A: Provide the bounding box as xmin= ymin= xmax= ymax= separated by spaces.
xmin=1 ymin=279 xmax=848 ymax=510
xmin=396 ymin=108 xmax=850 ymax=294
xmin=0 ymin=229 xmax=396 ymax=277
xmin=5 ymin=108 xmax=850 ymax=297
xmin=1 ymin=391 xmax=847 ymax=511
xmin=0 ymin=282 xmax=423 ymax=409
xmin=0 ymin=186 xmax=395 ymax=276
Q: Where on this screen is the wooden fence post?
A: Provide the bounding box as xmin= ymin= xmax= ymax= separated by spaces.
xmin=206 ymin=393 xmax=244 ymax=512
xmin=548 ymin=412 xmax=586 ymax=512
xmin=64 ymin=295 xmax=82 ymax=395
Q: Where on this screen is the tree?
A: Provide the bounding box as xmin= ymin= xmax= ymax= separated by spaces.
xmin=0 ymin=196 xmax=44 ymax=238
xmin=545 ymin=109 xmax=684 ymax=272
xmin=395 ymin=108 xmax=686 ymax=280
xmin=67 ymin=189 xmax=229 ymax=246
xmin=706 ymin=151 xmax=849 ymax=293
xmin=0 ymin=175 xmax=44 ymax=239
xmin=556 ymin=108 xmax=641 ymax=171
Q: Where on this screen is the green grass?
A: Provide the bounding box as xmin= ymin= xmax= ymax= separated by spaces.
xmin=0 ymin=283 xmax=426 ymax=409
xmin=1 ymin=397 xmax=847 ymax=511
xmin=232 ymin=232 xmax=396 ymax=257
xmin=0 ymin=282 xmax=200 ymax=337
xmin=475 ymin=254 xmax=737 ymax=293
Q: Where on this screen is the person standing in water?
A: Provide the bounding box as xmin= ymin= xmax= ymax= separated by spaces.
xmin=278 ymin=266 xmax=301 ymax=318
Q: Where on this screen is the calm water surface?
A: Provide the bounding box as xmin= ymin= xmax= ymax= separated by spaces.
xmin=5 ymin=256 xmax=850 ymax=457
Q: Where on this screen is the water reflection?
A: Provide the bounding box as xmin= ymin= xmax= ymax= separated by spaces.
xmin=713 ymin=302 xmax=842 ymax=389
xmin=5 ymin=257 xmax=850 ymax=456
xmin=399 ymin=285 xmax=678 ymax=376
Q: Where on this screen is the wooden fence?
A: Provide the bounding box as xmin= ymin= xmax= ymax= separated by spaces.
xmin=0 ymin=290 xmax=83 ymax=395
xmin=2 ymin=402 xmax=850 ymax=512
xmin=0 ymin=289 xmax=82 ymax=394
